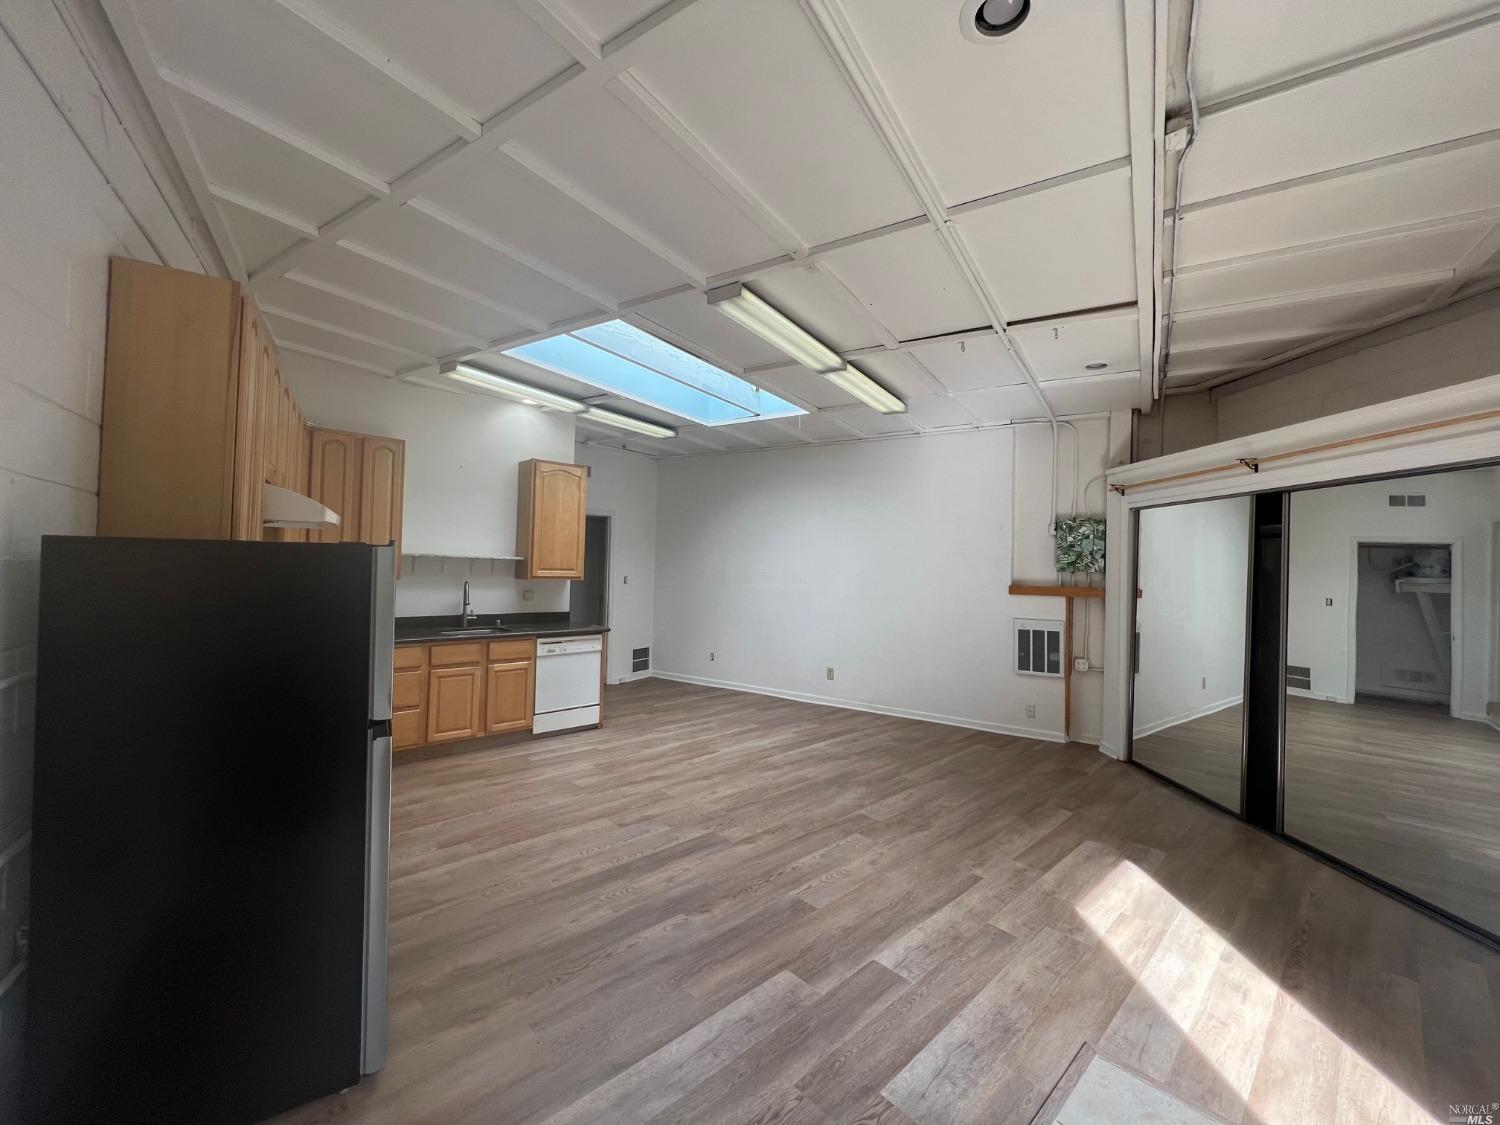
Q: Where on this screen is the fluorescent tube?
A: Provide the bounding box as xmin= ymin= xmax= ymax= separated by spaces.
xmin=583 ymin=406 xmax=677 ymax=439
xmin=825 ymin=364 xmax=906 ymax=413
xmin=706 ymin=283 xmax=844 ymax=374
xmin=446 ymin=363 xmax=586 ymax=412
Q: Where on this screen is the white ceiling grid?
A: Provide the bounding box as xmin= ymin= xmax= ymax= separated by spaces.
xmin=104 ymin=0 xmax=1160 ymax=456
xmin=1159 ymin=0 xmax=1500 ymax=393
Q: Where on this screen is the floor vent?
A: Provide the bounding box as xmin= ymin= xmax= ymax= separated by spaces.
xmin=631 ymin=646 xmax=650 ymax=673
xmin=1286 ymin=664 xmax=1311 ymax=691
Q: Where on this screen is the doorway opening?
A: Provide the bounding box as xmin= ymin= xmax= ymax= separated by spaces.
xmin=569 ymin=514 xmax=610 ymax=627
xmin=1348 ymin=541 xmax=1456 ymax=716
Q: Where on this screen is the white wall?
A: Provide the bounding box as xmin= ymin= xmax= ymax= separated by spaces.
xmin=0 ymin=0 xmax=220 ymax=1086
xmin=1287 ymin=468 xmax=1499 ymax=719
xmin=1131 ymin=496 xmax=1251 ymax=734
xmin=283 ymin=354 xmax=576 ymax=617
xmin=574 ymin=443 xmax=657 ymax=684
xmin=653 ymin=417 xmax=1123 ymax=742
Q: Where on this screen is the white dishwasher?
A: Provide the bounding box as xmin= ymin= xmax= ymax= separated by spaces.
xmin=532 ymin=634 xmax=603 ymax=733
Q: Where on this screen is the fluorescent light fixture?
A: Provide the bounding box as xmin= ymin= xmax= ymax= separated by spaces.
xmin=825 ymin=364 xmax=906 ymax=413
xmin=445 ymin=363 xmax=585 ymax=413
xmin=706 ymin=283 xmax=844 ymax=374
xmin=583 ymin=406 xmax=676 ymax=439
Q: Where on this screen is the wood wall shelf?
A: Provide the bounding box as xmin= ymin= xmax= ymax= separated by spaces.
xmin=1008 ymin=584 xmax=1105 ymax=599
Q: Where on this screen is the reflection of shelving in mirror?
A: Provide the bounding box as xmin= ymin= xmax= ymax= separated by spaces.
xmin=1392 ymin=577 xmax=1451 ymax=595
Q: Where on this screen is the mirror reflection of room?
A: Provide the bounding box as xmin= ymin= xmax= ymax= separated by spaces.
xmin=1285 ymin=466 xmax=1500 ymax=936
xmin=1131 ymin=495 xmax=1251 ymax=812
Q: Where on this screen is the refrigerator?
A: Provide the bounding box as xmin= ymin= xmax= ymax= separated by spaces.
xmin=24 ymin=537 xmax=394 ymax=1124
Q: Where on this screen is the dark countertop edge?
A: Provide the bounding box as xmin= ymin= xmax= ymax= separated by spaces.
xmin=394 ymin=623 xmax=610 ymax=644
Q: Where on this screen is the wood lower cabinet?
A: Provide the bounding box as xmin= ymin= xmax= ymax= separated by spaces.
xmin=426 ymin=665 xmax=484 ymax=744
xmin=516 ymin=460 xmax=587 ymax=580
xmin=396 ymin=637 xmax=537 ymax=750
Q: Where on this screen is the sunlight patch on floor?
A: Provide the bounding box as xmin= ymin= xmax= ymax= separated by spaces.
xmin=1075 ymin=861 xmax=1437 ymax=1125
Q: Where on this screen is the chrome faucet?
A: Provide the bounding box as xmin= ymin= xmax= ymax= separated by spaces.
xmin=461 ymin=580 xmax=475 ymax=627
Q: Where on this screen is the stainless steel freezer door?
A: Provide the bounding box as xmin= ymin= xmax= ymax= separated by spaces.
xmin=361 ymin=731 xmax=391 ymax=1074
xmin=368 ymin=544 xmax=396 ymax=722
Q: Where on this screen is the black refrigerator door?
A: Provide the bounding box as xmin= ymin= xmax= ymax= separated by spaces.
xmin=25 ymin=537 xmax=389 ymax=1124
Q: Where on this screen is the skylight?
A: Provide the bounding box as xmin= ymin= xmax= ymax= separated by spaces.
xmin=504 ymin=320 xmax=806 ymax=427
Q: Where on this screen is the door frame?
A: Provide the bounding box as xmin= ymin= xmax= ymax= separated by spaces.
xmin=582 ymin=510 xmax=612 ymax=627
xmin=1345 ymin=538 xmax=1461 ymax=716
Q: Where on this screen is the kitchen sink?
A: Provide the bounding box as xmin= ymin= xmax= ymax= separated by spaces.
xmin=438 ymin=626 xmax=511 ymax=636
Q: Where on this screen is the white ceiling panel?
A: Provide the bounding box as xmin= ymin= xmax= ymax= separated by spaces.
xmin=1182 ymin=23 xmax=1500 ymax=206
xmin=956 ymin=167 xmax=1137 ymax=320
xmin=215 ymin=200 xmax=303 ymax=276
xmin=314 ymin=0 xmax=576 ymax=123
xmin=907 ymin=334 xmax=1026 ymax=393
xmin=749 ymin=268 xmax=882 ymax=353
xmin=746 ymin=368 xmax=855 ymax=412
xmin=1010 ymin=312 xmax=1139 ymax=382
xmin=132 ymin=0 xmax=452 ymax=183
xmin=176 ymin=100 xmax=368 ymax=230
xmin=349 ymin=207 xmax=600 ymax=326
xmin=1037 ymin=370 xmax=1140 ymax=414
xmin=264 ymin=313 xmax=413 ymax=374
xmin=953 ymin=384 xmax=1044 ymax=424
xmin=850 ymin=352 xmax=946 ymax=399
xmin=1173 ymin=220 xmax=1490 ymax=313
xmin=417 ymin=161 xmax=685 ymax=305
xmin=559 ymin=0 xmax=671 ymax=46
xmin=843 ymin=0 xmax=1130 ymax=207
xmin=295 ymin=245 xmax=531 ymax=341
xmin=1175 ymin=139 xmax=1500 ymax=266
xmin=508 ymin=88 xmax=785 ymax=279
xmin=1169 ymin=279 xmax=1439 ymax=349
xmin=630 ymin=0 xmax=921 ymax=246
xmin=1166 ymin=331 xmax=1326 ymax=373
xmin=827 ymin=406 xmax=920 ymax=437
xmin=1193 ymin=0 xmax=1497 ymax=103
xmin=820 ymin=227 xmax=989 ymax=340
xmin=628 ymin=290 xmax=790 ymax=371
xmin=254 ymin=275 xmax=481 ymax=358
xmin=904 ymin=395 xmax=979 ymax=431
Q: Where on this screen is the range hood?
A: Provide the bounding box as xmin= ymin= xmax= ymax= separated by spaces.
xmin=262 ymin=482 xmax=340 ymax=530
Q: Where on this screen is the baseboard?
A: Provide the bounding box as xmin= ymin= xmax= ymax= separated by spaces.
xmin=649 ymin=671 xmax=1068 ymax=743
xmin=607 ymin=670 xmax=654 ymax=685
xmin=1133 ymin=695 xmax=1242 ymax=739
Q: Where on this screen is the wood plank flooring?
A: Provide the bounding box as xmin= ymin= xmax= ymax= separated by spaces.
xmin=276 ymin=679 xmax=1500 ymax=1125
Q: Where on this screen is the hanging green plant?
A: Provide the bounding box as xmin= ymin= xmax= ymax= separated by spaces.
xmin=1055 ymin=517 xmax=1106 ymax=574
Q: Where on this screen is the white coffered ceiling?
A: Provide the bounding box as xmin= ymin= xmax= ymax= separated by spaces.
xmin=102 ymin=0 xmax=1500 ymax=455
xmin=1158 ymin=0 xmax=1500 ymax=394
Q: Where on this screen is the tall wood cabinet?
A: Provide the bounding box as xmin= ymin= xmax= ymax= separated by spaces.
xmin=515 ymin=459 xmax=587 ymax=579
xmin=99 ymin=257 xmax=309 ymax=541
xmin=306 ymin=427 xmax=406 ymax=563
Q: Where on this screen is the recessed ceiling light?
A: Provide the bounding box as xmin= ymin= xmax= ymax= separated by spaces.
xmin=1085 ymin=361 xmax=1108 ymax=370
xmin=961 ymin=0 xmax=1029 ymax=43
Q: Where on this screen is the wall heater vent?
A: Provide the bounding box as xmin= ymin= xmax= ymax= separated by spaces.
xmin=1015 ymin=619 xmax=1063 ymax=677
xmin=1286 ymin=664 xmax=1311 ymax=691
xmin=1387 ymin=493 xmax=1427 ymax=507
xmin=1386 ymin=666 xmax=1438 ymax=687
xmin=631 ymin=646 xmax=650 ymax=673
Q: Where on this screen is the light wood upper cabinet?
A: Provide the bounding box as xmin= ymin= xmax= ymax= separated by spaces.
xmin=307 ymin=429 xmax=362 ymax=545
xmin=516 ymin=459 xmax=587 ymax=580
xmin=360 ymin=436 xmax=405 ymax=557
xmin=307 ymin=427 xmax=405 ymax=566
xmin=99 ymin=257 xmax=313 ymax=542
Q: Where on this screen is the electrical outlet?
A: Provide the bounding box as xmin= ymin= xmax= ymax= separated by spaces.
xmin=826 ymin=667 xmax=835 ymax=681
xmin=709 ymin=652 xmax=715 ymax=662
xmin=522 ymin=588 xmax=535 ymax=602
xmin=1072 ymin=657 xmax=1089 ymax=673
xmin=1201 ymin=676 xmax=1207 ymax=690
xmin=1025 ymin=704 xmax=1037 ymax=719
xmin=623 ymin=575 xmax=629 ymax=584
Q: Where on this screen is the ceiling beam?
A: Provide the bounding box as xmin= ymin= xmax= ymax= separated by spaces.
xmin=1421 ymin=220 xmax=1500 ymax=310
xmin=259 ymin=304 xmax=433 ymax=362
xmin=274 ymin=338 xmax=395 ymax=377
xmin=269 ymin=0 xmax=482 ymax=140
xmin=154 ymin=65 xmax=390 ymax=195
xmin=335 ymin=238 xmax=550 ymax=329
xmin=1121 ymin=0 xmax=1160 ymax=407
xmin=206 ymin=182 xmax=319 ymax=238
xmin=282 ymin=270 xmax=491 ymax=349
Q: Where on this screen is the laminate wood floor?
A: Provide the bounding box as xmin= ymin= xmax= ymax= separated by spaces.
xmin=276 ymin=679 xmax=1500 ymax=1125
